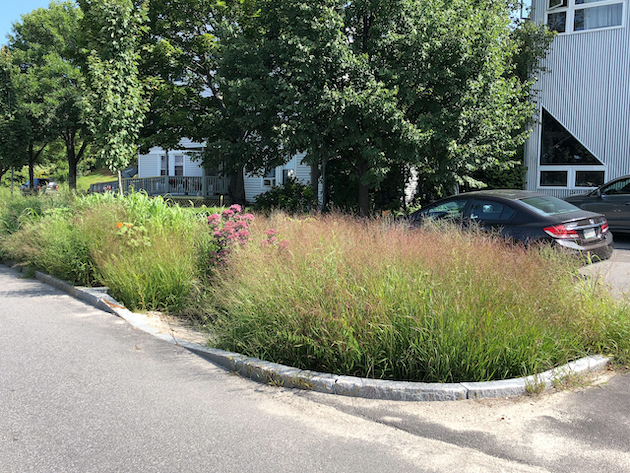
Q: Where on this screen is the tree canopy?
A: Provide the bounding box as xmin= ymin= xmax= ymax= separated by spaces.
xmin=7 ymin=1 xmax=90 ymax=190
xmin=79 ymin=0 xmax=147 ymax=191
xmin=1 ymin=0 xmax=552 ymax=211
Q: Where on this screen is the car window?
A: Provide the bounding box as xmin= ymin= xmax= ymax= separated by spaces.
xmin=420 ymin=199 xmax=468 ymax=220
xmin=468 ymin=200 xmax=515 ymax=221
xmin=602 ymin=178 xmax=630 ymax=195
xmin=519 ymin=195 xmax=580 ymax=216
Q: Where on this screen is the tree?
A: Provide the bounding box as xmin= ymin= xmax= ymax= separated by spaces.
xmin=216 ymin=0 xmax=551 ymax=214
xmin=8 ymin=1 xmax=90 ymax=191
xmin=79 ymin=0 xmax=147 ymax=193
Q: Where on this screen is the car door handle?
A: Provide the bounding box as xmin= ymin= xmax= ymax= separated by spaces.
xmin=624 ymin=202 xmax=630 ymax=205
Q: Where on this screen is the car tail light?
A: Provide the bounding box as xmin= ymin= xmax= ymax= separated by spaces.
xmin=543 ymin=224 xmax=579 ymax=239
xmin=601 ymin=221 xmax=609 ymax=233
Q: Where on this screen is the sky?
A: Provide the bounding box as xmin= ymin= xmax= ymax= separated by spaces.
xmin=0 ymin=0 xmax=535 ymax=46
xmin=0 ymin=0 xmax=53 ymax=46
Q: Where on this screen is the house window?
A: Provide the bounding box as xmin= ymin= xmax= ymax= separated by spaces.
xmin=160 ymin=155 xmax=167 ymax=176
xmin=174 ymin=155 xmax=184 ymax=176
xmin=263 ymin=168 xmax=276 ymax=187
xmin=547 ymin=0 xmax=624 ymax=34
xmin=575 ymin=170 xmax=605 ymax=187
xmin=540 ymin=109 xmax=602 ymax=166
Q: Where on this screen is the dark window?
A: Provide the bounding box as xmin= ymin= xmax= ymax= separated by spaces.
xmin=548 ymin=11 xmax=567 ymax=32
xmin=420 ymin=199 xmax=468 ymax=220
xmin=540 ymin=171 xmax=568 ymax=187
xmin=469 ymin=200 xmax=516 ymax=221
xmin=520 ymin=195 xmax=580 ymax=216
xmin=575 ymin=171 xmax=605 ymax=187
xmin=540 ymin=109 xmax=603 ymax=165
xmin=602 ymin=178 xmax=630 ymax=195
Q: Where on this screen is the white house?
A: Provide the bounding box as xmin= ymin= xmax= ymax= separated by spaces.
xmin=524 ymin=0 xmax=629 ymax=197
xmin=138 ymin=141 xmax=315 ymax=203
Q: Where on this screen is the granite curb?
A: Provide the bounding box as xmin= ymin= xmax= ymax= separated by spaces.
xmin=5 ymin=262 xmax=611 ymax=402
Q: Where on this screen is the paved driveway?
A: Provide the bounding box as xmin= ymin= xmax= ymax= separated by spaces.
xmin=581 ymin=233 xmax=630 ymax=296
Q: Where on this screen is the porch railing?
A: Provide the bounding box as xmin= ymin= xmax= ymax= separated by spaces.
xmin=89 ymin=176 xmax=230 ymax=197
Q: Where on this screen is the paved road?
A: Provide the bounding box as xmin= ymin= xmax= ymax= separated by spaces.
xmin=1 ymin=264 xmax=630 ymax=472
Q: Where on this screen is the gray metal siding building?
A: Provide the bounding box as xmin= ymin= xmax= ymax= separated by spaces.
xmin=525 ymin=0 xmax=629 ymax=197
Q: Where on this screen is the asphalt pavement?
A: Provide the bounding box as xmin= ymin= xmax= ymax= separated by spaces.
xmin=581 ymin=233 xmax=630 ymax=296
xmin=1 ymin=255 xmax=630 ymax=472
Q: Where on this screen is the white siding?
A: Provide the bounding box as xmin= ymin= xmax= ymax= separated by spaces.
xmin=184 ymin=154 xmax=204 ymax=177
xmin=525 ymin=0 xmax=630 ymax=195
xmin=244 ymin=171 xmax=268 ymax=202
xmin=292 ymin=152 xmax=312 ymax=184
xmin=138 ymin=151 xmax=161 ymax=178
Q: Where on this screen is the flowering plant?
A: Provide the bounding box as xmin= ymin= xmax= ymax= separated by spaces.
xmin=261 ymin=228 xmax=290 ymax=252
xmin=207 ymin=204 xmax=254 ymax=264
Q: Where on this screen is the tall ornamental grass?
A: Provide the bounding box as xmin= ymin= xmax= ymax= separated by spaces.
xmin=209 ymin=213 xmax=630 ymax=383
xmin=1 ymin=191 xmax=219 ymax=311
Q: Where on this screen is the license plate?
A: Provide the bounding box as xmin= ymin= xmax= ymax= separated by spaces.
xmin=583 ymin=228 xmax=596 ymax=240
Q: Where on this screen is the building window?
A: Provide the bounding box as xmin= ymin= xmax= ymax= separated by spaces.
xmin=174 ymin=155 xmax=184 ymax=176
xmin=575 ymin=170 xmax=605 ymax=187
xmin=160 ymin=155 xmax=166 ymax=176
xmin=547 ymin=0 xmax=624 ymax=34
xmin=540 ymin=109 xmax=603 ymax=166
xmin=541 ymin=170 xmax=569 ymax=187
xmin=539 ymin=108 xmax=605 ymax=188
xmin=263 ymin=168 xmax=276 ymax=187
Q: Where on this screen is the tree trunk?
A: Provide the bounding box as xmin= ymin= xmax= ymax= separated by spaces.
xmin=64 ymin=130 xmax=87 ymax=191
xmin=357 ymin=158 xmax=370 ymax=216
xmin=118 ymin=169 xmax=123 ymax=196
xmin=310 ymin=163 xmax=319 ymax=196
xmin=28 ymin=144 xmax=35 ymax=190
xmin=228 ymin=168 xmax=246 ymax=206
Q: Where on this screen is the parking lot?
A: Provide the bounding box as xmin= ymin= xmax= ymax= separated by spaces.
xmin=580 ymin=232 xmax=630 ymax=297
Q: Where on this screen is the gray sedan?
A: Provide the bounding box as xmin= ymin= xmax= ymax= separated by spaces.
xmin=564 ymin=175 xmax=630 ymax=233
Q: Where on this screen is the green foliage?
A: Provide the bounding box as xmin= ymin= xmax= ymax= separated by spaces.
xmin=0 ymin=191 xmax=212 ymax=311
xmin=80 ymin=0 xmax=147 ymax=181
xmin=252 ymin=177 xmax=319 ymax=214
xmin=7 ymin=1 xmax=90 ymax=190
xmin=207 ymin=214 xmax=630 ymax=383
xmin=208 ymin=0 xmax=552 ymax=214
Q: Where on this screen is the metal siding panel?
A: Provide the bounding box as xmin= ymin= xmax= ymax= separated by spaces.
xmin=525 ymin=7 xmax=630 ymax=193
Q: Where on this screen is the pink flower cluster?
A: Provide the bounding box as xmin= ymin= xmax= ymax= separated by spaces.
xmin=261 ymin=228 xmax=290 ymax=251
xmin=207 ymin=204 xmax=254 ymax=264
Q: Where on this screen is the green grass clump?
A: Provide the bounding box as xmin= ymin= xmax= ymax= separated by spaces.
xmin=0 ymin=190 xmax=218 ymax=311
xmin=208 ymin=213 xmax=630 ymax=383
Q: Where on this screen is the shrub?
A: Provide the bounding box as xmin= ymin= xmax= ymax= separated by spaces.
xmin=206 ymin=204 xmax=254 ymax=266
xmin=252 ymin=176 xmax=319 ymax=214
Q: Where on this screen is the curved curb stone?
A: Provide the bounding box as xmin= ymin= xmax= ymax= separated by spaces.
xmin=5 ymin=263 xmax=611 ymax=401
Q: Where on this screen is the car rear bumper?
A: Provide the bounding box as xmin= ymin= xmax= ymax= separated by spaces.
xmin=554 ymin=231 xmax=614 ymax=261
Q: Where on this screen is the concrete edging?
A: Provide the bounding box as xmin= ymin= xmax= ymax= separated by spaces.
xmin=6 ymin=262 xmax=611 ymax=401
